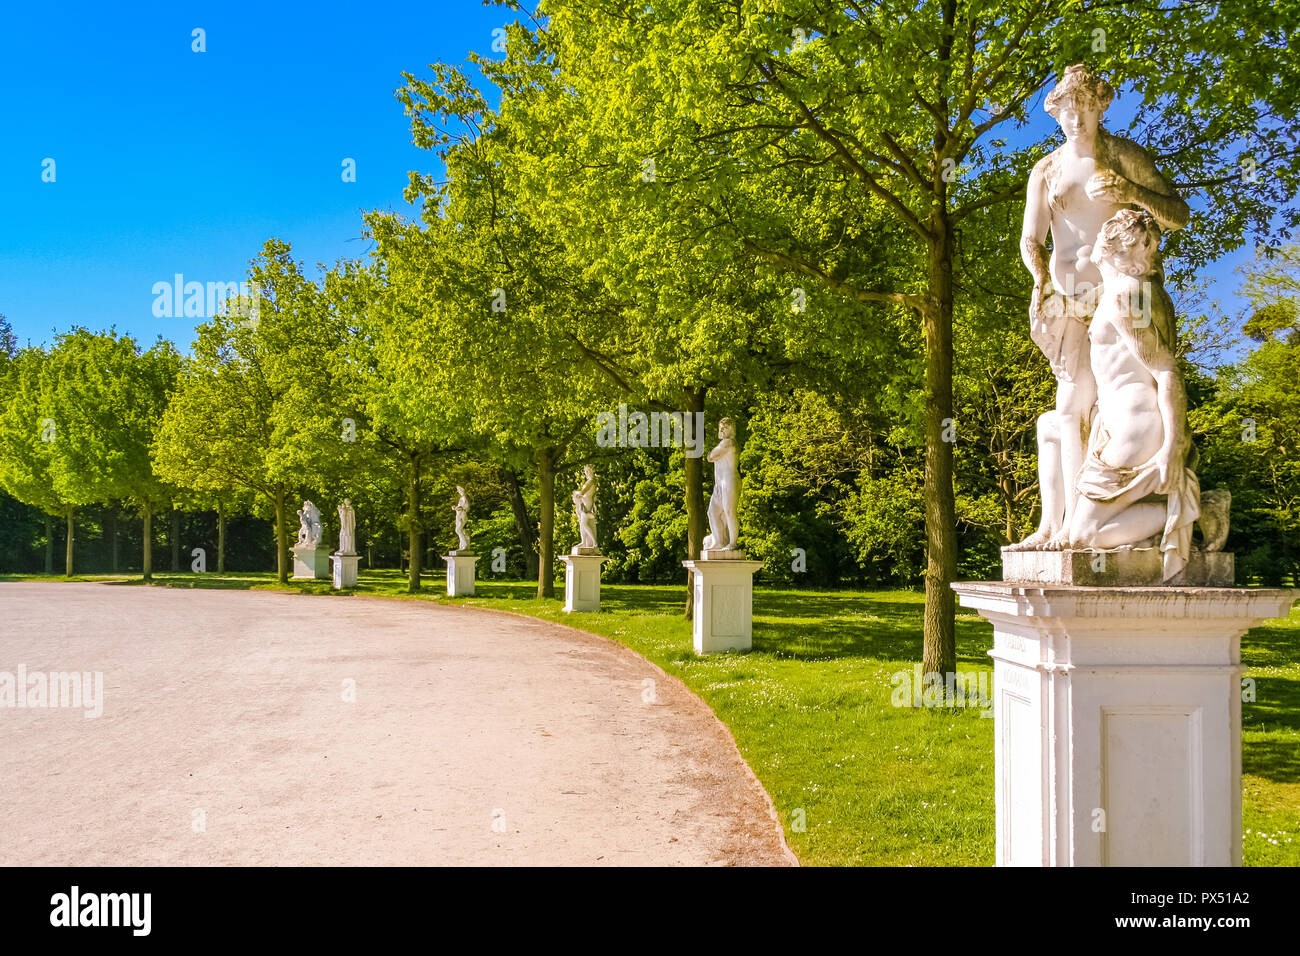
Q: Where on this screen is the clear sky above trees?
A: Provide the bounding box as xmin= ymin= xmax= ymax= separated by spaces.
xmin=0 ymin=0 xmax=1278 ymax=352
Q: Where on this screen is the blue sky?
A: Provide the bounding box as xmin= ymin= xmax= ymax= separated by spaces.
xmin=0 ymin=2 xmax=1256 ymax=351
xmin=0 ymin=0 xmax=506 ymax=348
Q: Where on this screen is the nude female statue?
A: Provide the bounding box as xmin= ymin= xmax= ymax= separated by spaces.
xmin=453 ymin=486 xmax=470 ymax=552
xmin=703 ymin=418 xmax=740 ymax=552
xmin=1008 ymin=64 xmax=1190 ymax=551
xmin=572 ymin=465 xmax=598 ymax=552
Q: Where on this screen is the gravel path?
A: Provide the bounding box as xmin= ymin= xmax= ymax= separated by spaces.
xmin=0 ymin=582 xmax=793 ymax=866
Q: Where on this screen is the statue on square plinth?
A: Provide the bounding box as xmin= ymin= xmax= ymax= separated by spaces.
xmin=561 ymin=465 xmax=607 ymax=612
xmin=949 ymin=64 xmax=1288 ymax=873
xmin=571 ymin=465 xmax=600 ymax=555
xmin=292 ymin=500 xmax=329 ymax=581
xmin=445 ymin=486 xmax=477 ymax=596
xmin=331 ymin=498 xmax=360 ymax=588
xmin=685 ymin=416 xmax=761 ymax=652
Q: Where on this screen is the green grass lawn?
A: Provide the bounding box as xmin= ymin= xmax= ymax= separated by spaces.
xmin=4 ymin=569 xmax=1296 ymax=866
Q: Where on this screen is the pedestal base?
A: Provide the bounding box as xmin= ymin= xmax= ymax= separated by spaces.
xmin=445 ymin=554 xmax=478 ymax=597
xmin=1002 ymin=547 xmax=1234 ymax=586
xmin=560 ymin=553 xmax=607 ymax=612
xmin=952 ymin=581 xmax=1295 ymax=867
xmin=331 ymin=552 xmax=359 ymax=589
xmin=683 ymin=556 xmax=763 ymax=654
xmin=291 ymin=546 xmax=331 ymax=581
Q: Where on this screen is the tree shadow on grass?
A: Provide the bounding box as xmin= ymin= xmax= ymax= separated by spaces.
xmin=753 ymin=589 xmax=993 ymax=666
xmin=1243 ymin=618 xmax=1300 ymax=670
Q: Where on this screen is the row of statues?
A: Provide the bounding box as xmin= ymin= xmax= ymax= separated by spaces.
xmin=289 ymin=417 xmax=746 ymax=563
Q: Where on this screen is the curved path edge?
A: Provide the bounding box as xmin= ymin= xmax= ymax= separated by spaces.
xmin=427 ymin=596 xmax=800 ymax=867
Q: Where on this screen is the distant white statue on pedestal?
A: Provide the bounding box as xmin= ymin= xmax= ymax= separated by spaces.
xmin=1009 ymin=64 xmax=1191 ymax=553
xmin=296 ymin=500 xmax=323 ymax=549
xmin=337 ymin=499 xmax=356 ymax=555
xmin=703 ymin=418 xmax=740 ymax=553
xmin=453 ymin=486 xmax=470 ymax=552
xmin=572 ymin=465 xmax=598 ymax=553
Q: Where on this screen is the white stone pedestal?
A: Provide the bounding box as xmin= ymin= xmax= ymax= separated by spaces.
xmin=560 ymin=552 xmax=607 ymax=613
xmin=445 ymin=553 xmax=477 ymax=597
xmin=291 ymin=545 xmax=331 ymax=581
xmin=952 ymin=582 xmax=1295 ymax=867
xmin=331 ymin=552 xmax=359 ymax=589
xmin=682 ymin=554 xmax=763 ymax=654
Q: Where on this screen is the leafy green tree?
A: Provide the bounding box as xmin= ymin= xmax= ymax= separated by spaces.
xmin=0 ymin=319 xmax=60 ymax=572
xmin=154 ymin=240 xmax=326 ymax=583
xmin=399 ymin=25 xmax=799 ymax=610
xmin=379 ymin=65 xmax=638 ymax=598
xmin=40 ymin=330 xmax=180 ymax=580
xmin=319 ymin=260 xmax=463 ymax=592
xmin=0 ymin=346 xmax=79 ymax=574
xmin=1194 ymin=243 xmax=1300 ymax=583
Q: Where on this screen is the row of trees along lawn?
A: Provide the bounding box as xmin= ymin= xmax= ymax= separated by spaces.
xmin=3 ymin=1 xmax=1300 ymax=674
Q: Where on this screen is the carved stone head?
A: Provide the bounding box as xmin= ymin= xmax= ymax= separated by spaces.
xmin=1045 ymin=64 xmax=1114 ymax=118
xmin=1092 ymin=209 xmax=1162 ymax=276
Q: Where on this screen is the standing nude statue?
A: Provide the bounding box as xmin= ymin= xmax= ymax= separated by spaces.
xmin=572 ymin=465 xmax=598 ymax=553
xmin=1008 ymin=64 xmax=1190 ymax=551
xmin=453 ymin=486 xmax=470 ymax=552
xmin=703 ymin=418 xmax=740 ymax=552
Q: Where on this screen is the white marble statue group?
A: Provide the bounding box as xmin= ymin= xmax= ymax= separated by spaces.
xmin=295 ymin=499 xmax=356 ymax=554
xmin=1006 ymin=64 xmax=1228 ymax=581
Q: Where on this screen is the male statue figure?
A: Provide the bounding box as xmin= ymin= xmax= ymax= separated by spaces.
xmin=1069 ymin=209 xmax=1198 ymax=580
xmin=703 ymin=418 xmax=740 ymax=552
xmin=1009 ymin=64 xmax=1190 ymax=551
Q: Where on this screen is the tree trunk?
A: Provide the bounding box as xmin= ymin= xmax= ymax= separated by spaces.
xmin=217 ymin=501 xmax=226 ymax=574
xmin=921 ymin=209 xmax=957 ymax=679
xmin=142 ymin=503 xmax=153 ymax=582
xmin=64 ymin=506 xmax=74 ymax=577
xmin=170 ymin=509 xmax=181 ymax=572
xmin=683 ymin=386 xmax=707 ymax=619
xmin=274 ymin=487 xmax=289 ymax=584
xmin=537 ymin=447 xmax=556 ymax=598
xmin=503 ymin=467 xmax=539 ymax=579
xmin=109 ymin=509 xmax=120 ymax=572
xmin=407 ymin=457 xmax=422 ymax=593
xmin=44 ymin=514 xmax=53 ymax=573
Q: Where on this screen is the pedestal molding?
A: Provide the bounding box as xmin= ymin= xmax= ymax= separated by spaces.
xmin=955 ymin=580 xmax=1296 ymax=867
